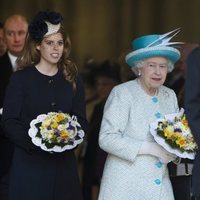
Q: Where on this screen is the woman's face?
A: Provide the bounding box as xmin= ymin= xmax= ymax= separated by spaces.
xmin=37 ymin=32 xmax=64 ymax=65
xmin=139 ymin=57 xmax=168 ymax=93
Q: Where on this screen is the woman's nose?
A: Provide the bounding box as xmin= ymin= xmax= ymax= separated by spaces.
xmin=53 ymin=43 xmax=59 ymax=49
xmin=155 ymin=66 xmax=161 ymax=74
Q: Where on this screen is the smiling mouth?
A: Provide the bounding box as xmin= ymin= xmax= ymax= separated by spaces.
xmin=51 ymin=53 xmax=59 ymax=58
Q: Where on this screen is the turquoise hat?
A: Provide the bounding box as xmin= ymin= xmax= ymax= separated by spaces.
xmin=125 ymin=28 xmax=182 ymax=68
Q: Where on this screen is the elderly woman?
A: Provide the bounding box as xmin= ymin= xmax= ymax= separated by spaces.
xmin=98 ymin=29 xmax=182 ymax=200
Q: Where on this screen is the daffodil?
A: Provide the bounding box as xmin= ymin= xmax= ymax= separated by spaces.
xmin=156 ymin=114 xmax=197 ymax=153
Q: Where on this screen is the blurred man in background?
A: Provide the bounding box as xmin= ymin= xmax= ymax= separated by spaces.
xmin=0 ymin=14 xmax=28 ymax=200
xmin=0 ymin=22 xmax=7 ymax=56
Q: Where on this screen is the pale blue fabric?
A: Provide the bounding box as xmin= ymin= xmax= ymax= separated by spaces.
xmin=98 ymin=79 xmax=179 ymax=200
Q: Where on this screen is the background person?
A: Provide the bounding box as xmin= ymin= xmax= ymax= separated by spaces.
xmin=166 ymin=43 xmax=199 ymax=108
xmin=0 ymin=14 xmax=28 ymax=200
xmin=0 ymin=22 xmax=7 ymax=56
xmin=82 ymin=60 xmax=121 ymax=200
xmin=185 ymin=46 xmax=200 ymax=200
xmin=0 ymin=14 xmax=28 ymax=111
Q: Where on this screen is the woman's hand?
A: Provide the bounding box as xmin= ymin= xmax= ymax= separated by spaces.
xmin=139 ymin=141 xmax=177 ymax=163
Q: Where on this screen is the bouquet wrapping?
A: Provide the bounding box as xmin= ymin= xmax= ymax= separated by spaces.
xmin=28 ymin=112 xmax=85 ymax=152
xmin=0 ymin=107 xmax=3 ymax=115
xmin=150 ymin=108 xmax=197 ymax=159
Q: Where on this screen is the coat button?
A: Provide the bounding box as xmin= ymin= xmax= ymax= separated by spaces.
xmin=155 ymin=112 xmax=161 ymax=118
xmin=155 ymin=179 xmax=161 ymax=185
xmin=152 ymin=97 xmax=158 ymax=103
xmin=49 ymin=79 xmax=53 ymax=83
xmin=51 ymin=102 xmax=56 ymax=107
xmin=156 ymin=161 xmax=163 ymax=168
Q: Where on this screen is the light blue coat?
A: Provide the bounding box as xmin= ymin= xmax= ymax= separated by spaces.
xmin=98 ymin=79 xmax=179 ymax=200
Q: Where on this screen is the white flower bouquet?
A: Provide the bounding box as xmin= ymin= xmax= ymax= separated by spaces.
xmin=28 ymin=112 xmax=85 ymax=152
xmin=150 ymin=108 xmax=197 ymax=159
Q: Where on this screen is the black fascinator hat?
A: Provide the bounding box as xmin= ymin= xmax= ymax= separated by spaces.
xmin=28 ymin=11 xmax=63 ymax=42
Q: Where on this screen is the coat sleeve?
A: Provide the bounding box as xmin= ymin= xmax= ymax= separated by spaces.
xmin=71 ymin=75 xmax=88 ymax=133
xmin=2 ymin=73 xmax=36 ymax=152
xmin=185 ymin=47 xmax=200 ymax=146
xmin=98 ymin=86 xmax=142 ymax=163
xmin=172 ymin=89 xmax=179 ymax=112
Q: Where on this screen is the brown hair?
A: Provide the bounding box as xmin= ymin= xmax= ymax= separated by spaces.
xmin=17 ymin=24 xmax=78 ymax=84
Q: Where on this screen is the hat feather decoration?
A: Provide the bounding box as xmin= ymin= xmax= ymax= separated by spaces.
xmin=147 ymin=28 xmax=183 ymax=47
xmin=125 ymin=28 xmax=183 ymax=68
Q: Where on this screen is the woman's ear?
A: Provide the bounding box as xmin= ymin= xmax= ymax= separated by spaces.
xmin=36 ymin=45 xmax=40 ymax=51
xmin=138 ymin=69 xmax=141 ymax=76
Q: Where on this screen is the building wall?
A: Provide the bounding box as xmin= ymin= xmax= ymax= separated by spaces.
xmin=0 ymin=0 xmax=200 ymax=68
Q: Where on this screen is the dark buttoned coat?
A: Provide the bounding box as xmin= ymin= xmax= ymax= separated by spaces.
xmin=0 ymin=53 xmax=14 ymax=200
xmin=0 ymin=52 xmax=13 ymax=108
xmin=185 ymin=47 xmax=200 ymax=197
xmin=2 ymin=65 xmax=87 ymax=200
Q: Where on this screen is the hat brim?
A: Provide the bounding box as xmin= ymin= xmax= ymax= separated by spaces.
xmin=125 ymin=46 xmax=180 ymax=68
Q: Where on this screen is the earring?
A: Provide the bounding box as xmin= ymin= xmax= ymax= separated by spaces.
xmin=138 ymin=71 xmax=141 ymax=76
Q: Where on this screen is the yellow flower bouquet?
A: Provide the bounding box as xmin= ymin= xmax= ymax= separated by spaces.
xmin=150 ymin=108 xmax=197 ymax=159
xmin=28 ymin=112 xmax=85 ymax=152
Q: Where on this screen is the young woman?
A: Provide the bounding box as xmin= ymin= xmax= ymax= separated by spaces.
xmin=2 ymin=11 xmax=87 ymax=200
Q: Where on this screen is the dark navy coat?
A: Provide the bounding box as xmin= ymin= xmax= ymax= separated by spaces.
xmin=2 ymin=65 xmax=87 ymax=200
xmin=185 ymin=47 xmax=200 ymax=197
xmin=0 ymin=52 xmax=15 ymax=200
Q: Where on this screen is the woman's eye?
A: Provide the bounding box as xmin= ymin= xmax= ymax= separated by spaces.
xmin=149 ymin=64 xmax=155 ymax=67
xmin=160 ymin=65 xmax=167 ymax=68
xmin=46 ymin=41 xmax=54 ymax=46
xmin=58 ymin=41 xmax=64 ymax=46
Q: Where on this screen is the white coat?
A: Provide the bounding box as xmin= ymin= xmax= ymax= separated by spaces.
xmin=98 ymin=79 xmax=179 ymax=200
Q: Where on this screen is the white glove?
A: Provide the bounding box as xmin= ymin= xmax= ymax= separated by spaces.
xmin=139 ymin=141 xmax=177 ymax=164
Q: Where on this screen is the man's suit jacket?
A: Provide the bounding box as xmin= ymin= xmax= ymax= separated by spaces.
xmin=0 ymin=52 xmax=14 ymax=178
xmin=185 ymin=47 xmax=200 ymax=197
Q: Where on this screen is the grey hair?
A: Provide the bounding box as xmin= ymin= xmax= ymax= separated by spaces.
xmin=130 ymin=58 xmax=174 ymax=76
